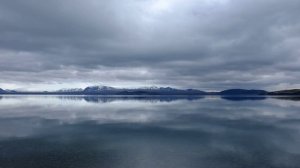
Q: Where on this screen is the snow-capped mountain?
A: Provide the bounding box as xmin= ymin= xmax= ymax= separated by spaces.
xmin=78 ymin=85 xmax=205 ymax=95
xmin=57 ymin=88 xmax=83 ymax=92
xmin=0 ymin=88 xmax=6 ymax=93
xmin=136 ymin=86 xmax=160 ymax=90
xmin=0 ymin=86 xmax=207 ymax=95
xmin=83 ymin=86 xmax=117 ymax=92
xmin=0 ymin=88 xmax=17 ymax=93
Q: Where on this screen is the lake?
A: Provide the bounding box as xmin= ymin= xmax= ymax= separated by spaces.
xmin=0 ymin=95 xmax=300 ymax=168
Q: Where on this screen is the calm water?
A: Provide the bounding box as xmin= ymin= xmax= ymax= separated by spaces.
xmin=0 ymin=95 xmax=300 ymax=168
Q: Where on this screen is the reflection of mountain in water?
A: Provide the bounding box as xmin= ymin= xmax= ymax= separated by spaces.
xmin=272 ymin=96 xmax=300 ymax=101
xmin=2 ymin=95 xmax=299 ymax=103
xmin=221 ymin=96 xmax=267 ymax=101
xmin=57 ymin=96 xmax=205 ymax=103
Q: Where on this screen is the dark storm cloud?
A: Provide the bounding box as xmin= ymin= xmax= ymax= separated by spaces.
xmin=0 ymin=0 xmax=300 ymax=90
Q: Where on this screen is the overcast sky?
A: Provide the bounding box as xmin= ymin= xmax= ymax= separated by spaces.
xmin=0 ymin=0 xmax=300 ymax=91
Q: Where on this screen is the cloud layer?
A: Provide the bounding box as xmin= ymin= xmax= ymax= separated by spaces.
xmin=0 ymin=0 xmax=300 ymax=91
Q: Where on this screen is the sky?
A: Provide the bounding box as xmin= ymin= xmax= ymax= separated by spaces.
xmin=0 ymin=0 xmax=300 ymax=91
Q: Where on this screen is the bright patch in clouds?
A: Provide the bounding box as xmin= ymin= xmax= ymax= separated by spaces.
xmin=149 ymin=0 xmax=172 ymax=13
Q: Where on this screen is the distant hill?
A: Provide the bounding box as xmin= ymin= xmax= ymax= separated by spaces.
xmin=268 ymin=89 xmax=300 ymax=95
xmin=0 ymin=88 xmax=6 ymax=93
xmin=220 ymin=89 xmax=267 ymax=95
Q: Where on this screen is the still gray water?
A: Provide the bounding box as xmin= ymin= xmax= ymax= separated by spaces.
xmin=0 ymin=96 xmax=300 ymax=168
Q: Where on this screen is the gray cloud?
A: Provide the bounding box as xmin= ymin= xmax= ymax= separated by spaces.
xmin=0 ymin=0 xmax=300 ymax=91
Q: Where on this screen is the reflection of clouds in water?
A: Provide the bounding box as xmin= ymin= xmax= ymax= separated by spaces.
xmin=1 ymin=117 xmax=300 ymax=168
xmin=0 ymin=96 xmax=300 ymax=167
xmin=0 ymin=96 xmax=300 ymax=124
xmin=0 ymin=117 xmax=59 ymax=139
xmin=0 ymin=96 xmax=207 ymax=123
xmin=0 ymin=96 xmax=299 ymax=140
xmin=265 ymin=97 xmax=300 ymax=108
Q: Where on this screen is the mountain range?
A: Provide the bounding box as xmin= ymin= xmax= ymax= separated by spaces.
xmin=0 ymin=86 xmax=299 ymax=95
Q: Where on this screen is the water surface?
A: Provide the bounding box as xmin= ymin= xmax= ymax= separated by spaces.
xmin=0 ymin=95 xmax=300 ymax=168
